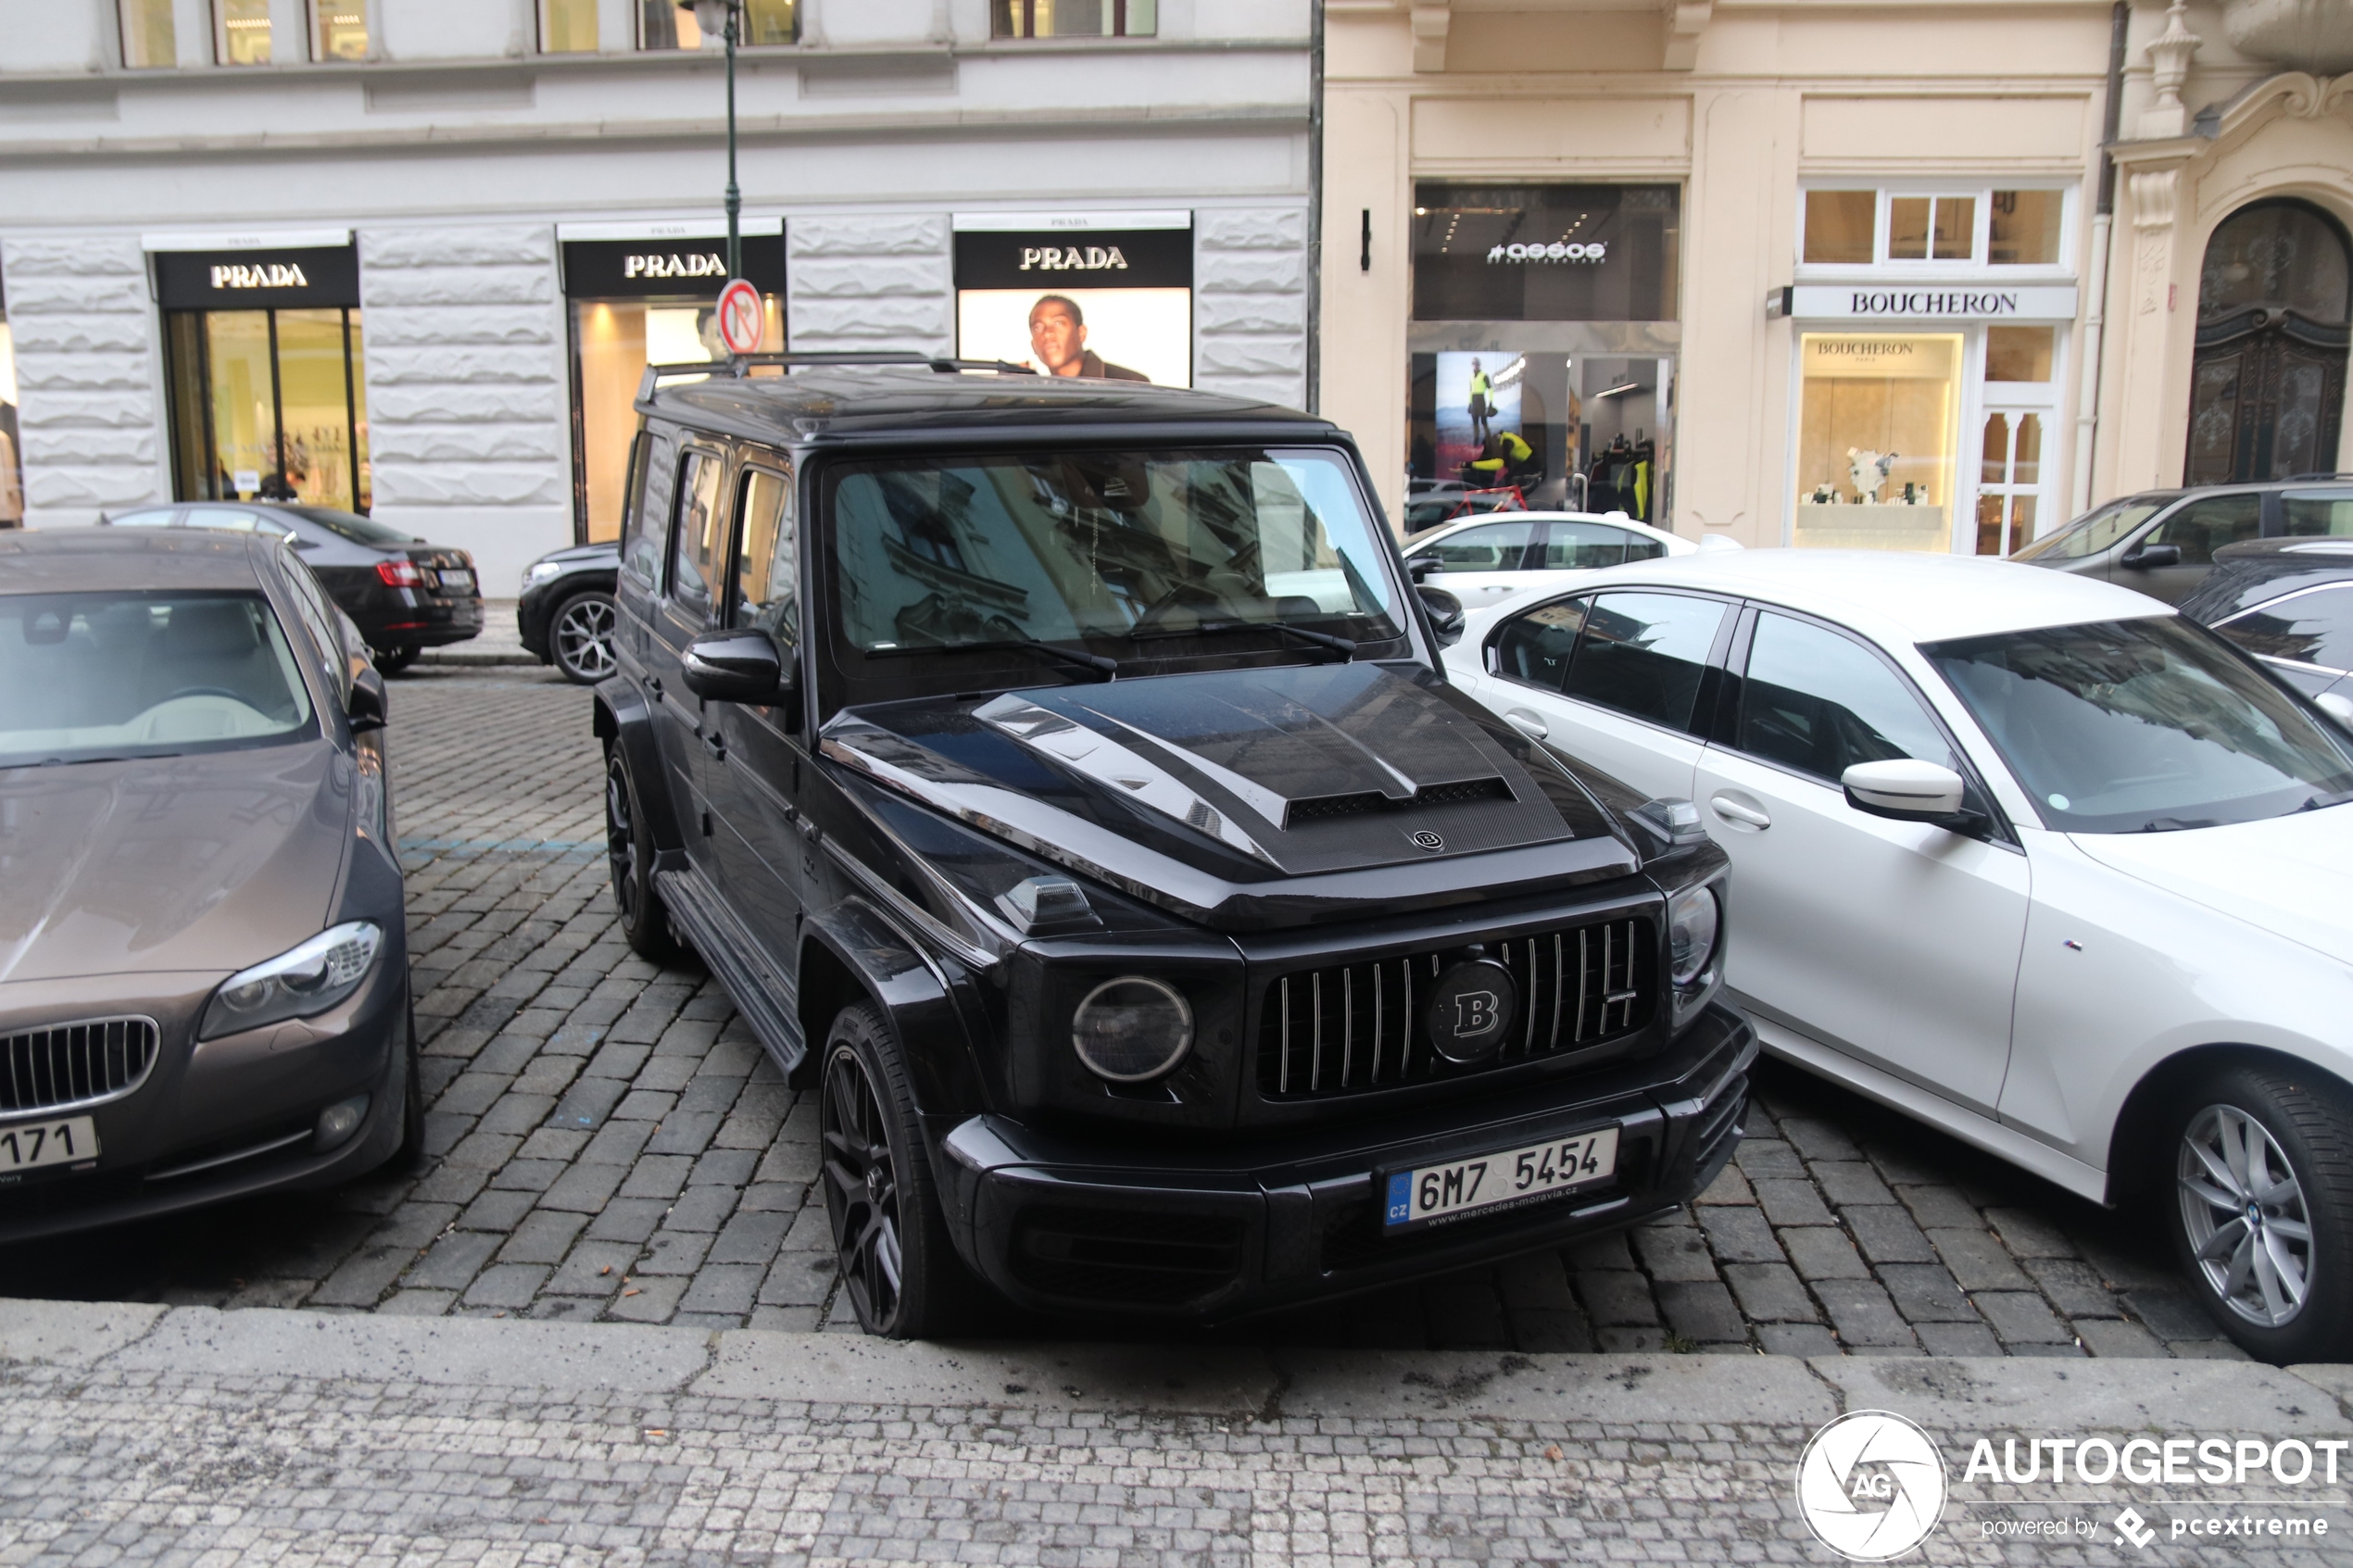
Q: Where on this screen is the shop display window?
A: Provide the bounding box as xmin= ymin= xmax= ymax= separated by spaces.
xmin=542 ymin=0 xmax=598 ymax=51
xmin=573 ymin=294 xmax=782 ymax=542
xmin=0 ymin=288 xmax=21 ymax=527
xmin=119 ymin=0 xmax=176 ymax=67
xmin=994 ymin=0 xmax=1156 ymax=36
xmin=1793 ymin=333 xmax=1961 ymax=551
xmin=1803 ymin=192 xmax=1874 ymax=266
xmin=164 ymin=307 xmax=370 ymax=512
xmin=1990 ymin=191 xmax=2064 ymax=266
xmin=311 ymin=0 xmax=365 ymax=59
xmin=215 ymin=0 xmax=271 ymax=64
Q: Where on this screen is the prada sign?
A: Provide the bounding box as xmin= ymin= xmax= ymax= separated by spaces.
xmin=155 ymin=245 xmax=360 ymax=310
xmin=954 ymin=225 xmax=1191 ymax=290
xmin=562 ymin=234 xmax=785 ymax=298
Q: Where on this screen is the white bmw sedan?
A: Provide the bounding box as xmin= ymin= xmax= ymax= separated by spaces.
xmin=1403 ymin=511 xmax=1705 ymax=611
xmin=1444 ymin=549 xmax=2353 ymax=1361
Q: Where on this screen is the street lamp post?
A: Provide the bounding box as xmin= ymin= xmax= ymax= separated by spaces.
xmin=681 ymin=0 xmax=743 ymax=282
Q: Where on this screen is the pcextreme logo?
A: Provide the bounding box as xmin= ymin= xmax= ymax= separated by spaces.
xmin=1795 ymin=1411 xmax=1948 ymax=1562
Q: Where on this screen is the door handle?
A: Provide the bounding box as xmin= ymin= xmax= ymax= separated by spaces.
xmin=1504 ymin=709 xmax=1549 ymax=742
xmin=1709 ymin=794 xmax=1771 ymax=829
xmin=703 ymin=731 xmax=725 ymax=760
xmin=645 ymin=675 xmax=663 ymax=698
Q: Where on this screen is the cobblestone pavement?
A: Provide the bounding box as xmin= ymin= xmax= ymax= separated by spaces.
xmin=0 ymin=671 xmax=2251 ymax=1359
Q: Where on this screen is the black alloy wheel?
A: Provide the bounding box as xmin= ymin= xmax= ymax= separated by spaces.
xmin=819 ymin=1003 xmax=970 ymax=1338
xmin=551 ymin=589 xmax=619 ymax=685
xmin=604 ymin=747 xmax=679 ymax=962
xmin=373 ymin=646 xmax=418 ymax=675
xmin=2167 ymin=1060 xmax=2353 ymax=1362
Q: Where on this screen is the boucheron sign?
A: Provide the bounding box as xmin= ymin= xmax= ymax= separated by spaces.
xmin=1788 ymin=283 xmax=2080 ymax=320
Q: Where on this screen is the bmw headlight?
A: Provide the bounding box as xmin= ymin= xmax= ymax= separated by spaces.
xmin=522 ymin=559 xmax=564 ymax=592
xmin=1071 ymin=976 xmax=1194 ymax=1083
xmin=200 ymin=921 xmax=384 ymax=1040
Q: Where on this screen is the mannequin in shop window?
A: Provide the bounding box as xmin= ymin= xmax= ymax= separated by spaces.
xmin=1586 ymin=433 xmax=1655 ymax=522
xmin=1464 ymin=428 xmax=1537 ymax=488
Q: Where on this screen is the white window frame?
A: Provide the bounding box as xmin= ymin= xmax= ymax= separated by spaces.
xmin=1796 ymin=183 xmax=2077 ymax=280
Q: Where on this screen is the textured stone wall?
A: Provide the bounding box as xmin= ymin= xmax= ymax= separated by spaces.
xmin=1194 ymin=207 xmax=1310 ymax=411
xmin=2 ymin=235 xmax=166 ymax=524
xmin=358 ymin=225 xmax=569 ymax=512
xmin=786 ymin=215 xmax=954 ymax=358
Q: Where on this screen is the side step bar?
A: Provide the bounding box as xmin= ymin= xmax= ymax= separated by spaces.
xmin=653 ymin=865 xmax=806 ymax=1077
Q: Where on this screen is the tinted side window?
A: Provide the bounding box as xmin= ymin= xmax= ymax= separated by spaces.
xmin=2150 ymin=494 xmax=2262 ymax=564
xmin=1428 ymin=521 xmax=1534 ymax=570
xmin=1562 ymin=591 xmax=1727 ymax=731
xmin=623 ymin=429 xmax=672 ymax=589
xmin=2283 ymin=491 xmax=2353 ymax=538
xmin=2217 ymin=585 xmax=2353 ymax=671
xmin=107 ymin=508 xmax=180 ymax=529
xmin=1538 ymin=522 xmax=1637 ymax=570
xmin=1738 ymin=612 xmax=1956 ymax=783
xmin=669 ymin=449 xmax=726 ymax=617
xmin=1491 ymin=596 xmax=1586 ymax=692
xmin=733 ymin=462 xmax=797 ymax=642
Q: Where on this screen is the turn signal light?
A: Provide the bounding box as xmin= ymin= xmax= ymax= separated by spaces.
xmin=375 ymin=559 xmax=424 ymax=588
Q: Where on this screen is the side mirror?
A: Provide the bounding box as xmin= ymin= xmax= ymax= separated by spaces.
xmin=1417 ymin=583 xmax=1466 ymax=648
xmin=2316 ymin=692 xmax=2353 ymax=728
xmin=1406 ymin=556 xmax=1441 ymax=581
xmin=682 ymin=627 xmax=790 ymax=704
xmin=347 ymin=667 xmax=388 ymax=734
xmin=2121 ymin=541 xmax=2183 ymax=569
xmin=1843 ymin=759 xmax=1966 ymax=822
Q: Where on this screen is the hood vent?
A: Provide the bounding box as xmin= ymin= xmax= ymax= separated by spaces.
xmin=1285 ymin=776 xmax=1514 ymax=828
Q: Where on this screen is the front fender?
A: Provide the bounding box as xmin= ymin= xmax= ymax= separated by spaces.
xmin=800 ymin=897 xmax=987 ymax=1120
xmin=593 ymin=675 xmax=686 ymax=855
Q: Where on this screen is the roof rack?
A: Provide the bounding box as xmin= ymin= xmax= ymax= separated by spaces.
xmin=636 ymin=350 xmax=1036 ymax=403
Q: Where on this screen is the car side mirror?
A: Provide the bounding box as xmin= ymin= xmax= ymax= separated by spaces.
xmin=1842 ymin=759 xmax=1966 ymax=822
xmin=347 ymin=666 xmax=388 ymax=734
xmin=1416 ymin=583 xmax=1466 ymax=648
xmin=1407 ymin=556 xmax=1441 ymax=581
xmin=683 ymin=627 xmax=791 ymax=705
xmin=2316 ymin=692 xmax=2353 ymax=728
xmin=2121 ymin=541 xmax=2183 ymax=569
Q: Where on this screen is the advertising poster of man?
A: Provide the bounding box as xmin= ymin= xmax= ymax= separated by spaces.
xmin=1434 ymin=350 xmax=1524 ymax=478
xmin=953 ymin=212 xmax=1192 ymax=387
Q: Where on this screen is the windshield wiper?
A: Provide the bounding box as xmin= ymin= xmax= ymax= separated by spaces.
xmin=2298 ymin=788 xmax=2353 ymax=812
xmin=1128 ymin=619 xmax=1356 ymax=663
xmin=2133 ymin=814 xmax=2223 ymax=833
xmin=867 ymin=638 xmax=1118 ymax=682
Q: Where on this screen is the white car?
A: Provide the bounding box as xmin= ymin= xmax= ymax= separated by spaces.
xmin=1443 ymin=548 xmax=2353 ymax=1361
xmin=1403 ymin=511 xmax=1705 ymax=612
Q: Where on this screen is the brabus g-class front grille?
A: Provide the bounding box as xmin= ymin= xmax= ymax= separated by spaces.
xmin=1 ymin=1017 xmax=160 ymax=1116
xmin=1256 ymin=918 xmax=1653 ymax=1099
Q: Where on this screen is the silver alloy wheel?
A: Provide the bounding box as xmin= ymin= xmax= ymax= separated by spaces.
xmin=2178 ymin=1103 xmax=2315 ymax=1327
xmin=554 ymin=594 xmax=617 ymax=681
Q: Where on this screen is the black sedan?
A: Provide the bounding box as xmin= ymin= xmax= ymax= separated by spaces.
xmin=101 ymin=502 xmax=481 ymax=673
xmin=2181 ymin=535 xmax=2353 ymax=711
xmin=517 ymin=542 xmax=619 ymax=684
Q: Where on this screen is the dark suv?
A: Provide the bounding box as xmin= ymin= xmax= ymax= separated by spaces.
xmin=2013 ymin=478 xmax=2353 ymax=604
xmin=596 ymin=355 xmax=1754 ymax=1336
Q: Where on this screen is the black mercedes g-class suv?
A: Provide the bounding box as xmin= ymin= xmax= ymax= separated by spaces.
xmin=595 ymin=354 xmax=1755 ymax=1337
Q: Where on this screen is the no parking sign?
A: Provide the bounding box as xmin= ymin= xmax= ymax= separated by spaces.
xmin=715 ymin=278 xmax=763 ymax=356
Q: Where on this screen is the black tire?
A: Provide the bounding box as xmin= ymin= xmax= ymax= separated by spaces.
xmin=395 ymin=999 xmax=428 ymax=1170
xmin=604 ymin=746 xmax=679 ymax=963
xmin=549 ymin=589 xmax=619 ymax=685
xmin=373 ymin=646 xmax=418 ymax=675
xmin=819 ymin=1002 xmax=975 ymax=1338
xmin=2164 ymin=1060 xmax=2353 ymax=1362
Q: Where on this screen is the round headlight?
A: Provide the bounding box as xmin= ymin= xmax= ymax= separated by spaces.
xmin=1071 ymin=976 xmax=1194 ymax=1083
xmin=1667 ymin=884 xmax=1721 ymax=988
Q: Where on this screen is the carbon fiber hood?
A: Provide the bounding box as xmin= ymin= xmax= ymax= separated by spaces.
xmin=821 ymin=662 xmax=1641 ymax=928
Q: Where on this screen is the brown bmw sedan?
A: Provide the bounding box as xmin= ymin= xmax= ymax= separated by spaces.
xmin=0 ymin=527 xmax=417 ymax=1241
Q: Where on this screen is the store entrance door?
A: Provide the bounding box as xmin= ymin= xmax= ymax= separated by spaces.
xmin=164 ymin=307 xmax=369 ymax=510
xmin=1974 ymin=408 xmax=2045 ymax=557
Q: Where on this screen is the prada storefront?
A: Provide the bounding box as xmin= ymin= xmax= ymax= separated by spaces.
xmin=156 ymin=233 xmax=370 ymax=512
xmin=562 ymin=222 xmax=785 ymax=543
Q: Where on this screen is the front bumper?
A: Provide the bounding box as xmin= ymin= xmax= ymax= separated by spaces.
xmin=934 ymin=1000 xmax=1755 ymax=1320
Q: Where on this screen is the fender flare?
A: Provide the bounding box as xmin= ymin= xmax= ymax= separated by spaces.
xmin=799 ymin=897 xmax=980 ymax=1110
xmin=591 ymin=675 xmax=686 ymax=855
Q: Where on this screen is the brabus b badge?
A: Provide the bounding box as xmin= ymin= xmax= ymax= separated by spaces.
xmin=1410 ymin=829 xmax=1444 ymax=852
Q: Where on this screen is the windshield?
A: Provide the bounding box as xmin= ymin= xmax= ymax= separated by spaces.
xmin=1922 ymin=616 xmax=2353 ymax=833
xmin=0 ymin=592 xmax=318 ymax=768
xmin=2011 ymin=496 xmax=2169 ymax=560
xmin=829 ymin=448 xmax=1402 ymax=659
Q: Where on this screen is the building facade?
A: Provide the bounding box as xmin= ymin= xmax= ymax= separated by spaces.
xmin=1320 ymin=0 xmax=2353 ymax=550
xmin=0 ymin=0 xmax=1313 ymax=583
